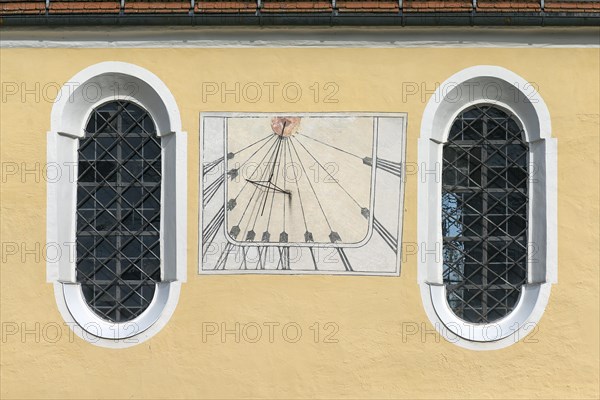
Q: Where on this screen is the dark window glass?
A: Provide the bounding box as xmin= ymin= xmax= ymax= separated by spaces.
xmin=76 ymin=100 xmax=161 ymax=322
xmin=442 ymin=104 xmax=528 ymax=323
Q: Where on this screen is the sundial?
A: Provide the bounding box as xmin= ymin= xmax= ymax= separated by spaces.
xmin=200 ymin=112 xmax=406 ymax=275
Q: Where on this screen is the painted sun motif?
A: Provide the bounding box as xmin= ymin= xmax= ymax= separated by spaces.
xmin=271 ymin=116 xmax=301 ymax=137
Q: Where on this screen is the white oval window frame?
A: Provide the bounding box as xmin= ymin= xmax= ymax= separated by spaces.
xmin=47 ymin=62 xmax=187 ymax=348
xmin=417 ymin=65 xmax=557 ymax=350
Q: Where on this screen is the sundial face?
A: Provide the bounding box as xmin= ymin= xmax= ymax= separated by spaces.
xmin=200 ymin=112 xmax=407 ymax=275
xmin=225 ymin=115 xmax=375 ymax=247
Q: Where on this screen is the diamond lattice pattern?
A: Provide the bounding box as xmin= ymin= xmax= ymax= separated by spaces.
xmin=76 ymin=100 xmax=161 ymax=322
xmin=442 ymin=104 xmax=528 ymax=323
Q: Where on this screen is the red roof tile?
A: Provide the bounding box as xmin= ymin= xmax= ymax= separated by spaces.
xmin=545 ymin=0 xmax=600 ymax=11
xmin=404 ymin=0 xmax=472 ymax=12
xmin=125 ymin=0 xmax=189 ymax=13
xmin=337 ymin=1 xmax=400 ymax=13
xmin=477 ymin=0 xmax=541 ymax=12
xmin=0 ymin=1 xmax=45 ymax=15
xmin=262 ymin=1 xmax=332 ymax=13
xmin=49 ymin=1 xmax=120 ymax=14
xmin=197 ymin=1 xmax=256 ymax=13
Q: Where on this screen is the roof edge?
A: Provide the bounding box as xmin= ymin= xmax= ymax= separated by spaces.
xmin=1 ymin=12 xmax=600 ymax=27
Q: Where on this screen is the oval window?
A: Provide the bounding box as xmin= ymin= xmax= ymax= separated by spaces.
xmin=442 ymin=104 xmax=528 ymax=323
xmin=76 ymin=100 xmax=161 ymax=322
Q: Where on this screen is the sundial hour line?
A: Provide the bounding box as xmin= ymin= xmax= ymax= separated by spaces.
xmin=213 ymin=242 xmax=234 ymax=270
xmin=301 ymin=133 xmax=364 ymax=161
xmin=363 ymin=156 xmax=402 ymax=178
xmin=229 ymin=134 xmax=273 ymax=159
xmin=202 ymin=156 xmax=224 ymax=177
xmin=243 ymin=184 xmax=268 ymax=240
xmin=294 ymin=135 xmax=364 ymax=210
xmin=235 ymin=136 xmax=283 ymax=228
xmin=373 ymin=216 xmax=398 ymax=254
xmin=282 ymin=135 xmax=288 ymax=234
xmin=231 ymin=134 xmax=281 ymax=201
xmin=309 ymin=247 xmax=319 ymax=270
xmin=285 ymin=138 xmax=310 ymax=235
xmin=203 ymin=174 xmax=225 ymax=207
xmin=288 ymin=136 xmax=335 ymax=237
xmin=337 ymin=248 xmax=353 ymax=272
xmin=260 ymin=135 xmax=285 ymax=217
xmin=232 ymin=134 xmax=277 ymax=172
xmin=265 ymin=137 xmax=287 ymax=238
xmin=201 ymin=205 xmax=224 ymax=259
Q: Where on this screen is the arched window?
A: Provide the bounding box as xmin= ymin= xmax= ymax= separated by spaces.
xmin=442 ymin=104 xmax=528 ymax=323
xmin=418 ymin=66 xmax=557 ymax=350
xmin=77 ymin=100 xmax=162 ymax=322
xmin=47 ymin=62 xmax=187 ymax=348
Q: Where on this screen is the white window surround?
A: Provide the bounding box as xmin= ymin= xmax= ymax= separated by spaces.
xmin=417 ymin=65 xmax=557 ymax=350
xmin=47 ymin=61 xmax=187 ymax=348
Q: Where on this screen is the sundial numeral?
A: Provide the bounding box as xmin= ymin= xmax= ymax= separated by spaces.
xmin=277 ymin=247 xmax=290 ymax=270
xmin=240 ymin=247 xmax=248 ymax=270
xmin=373 ymin=217 xmax=398 ymax=254
xmin=257 ymin=247 xmax=267 ymax=270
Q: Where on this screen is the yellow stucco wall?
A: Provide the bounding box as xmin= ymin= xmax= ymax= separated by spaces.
xmin=0 ymin=47 xmax=598 ymax=399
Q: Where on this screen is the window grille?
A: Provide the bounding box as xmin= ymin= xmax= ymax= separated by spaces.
xmin=442 ymin=104 xmax=528 ymax=323
xmin=76 ymin=100 xmax=161 ymax=322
